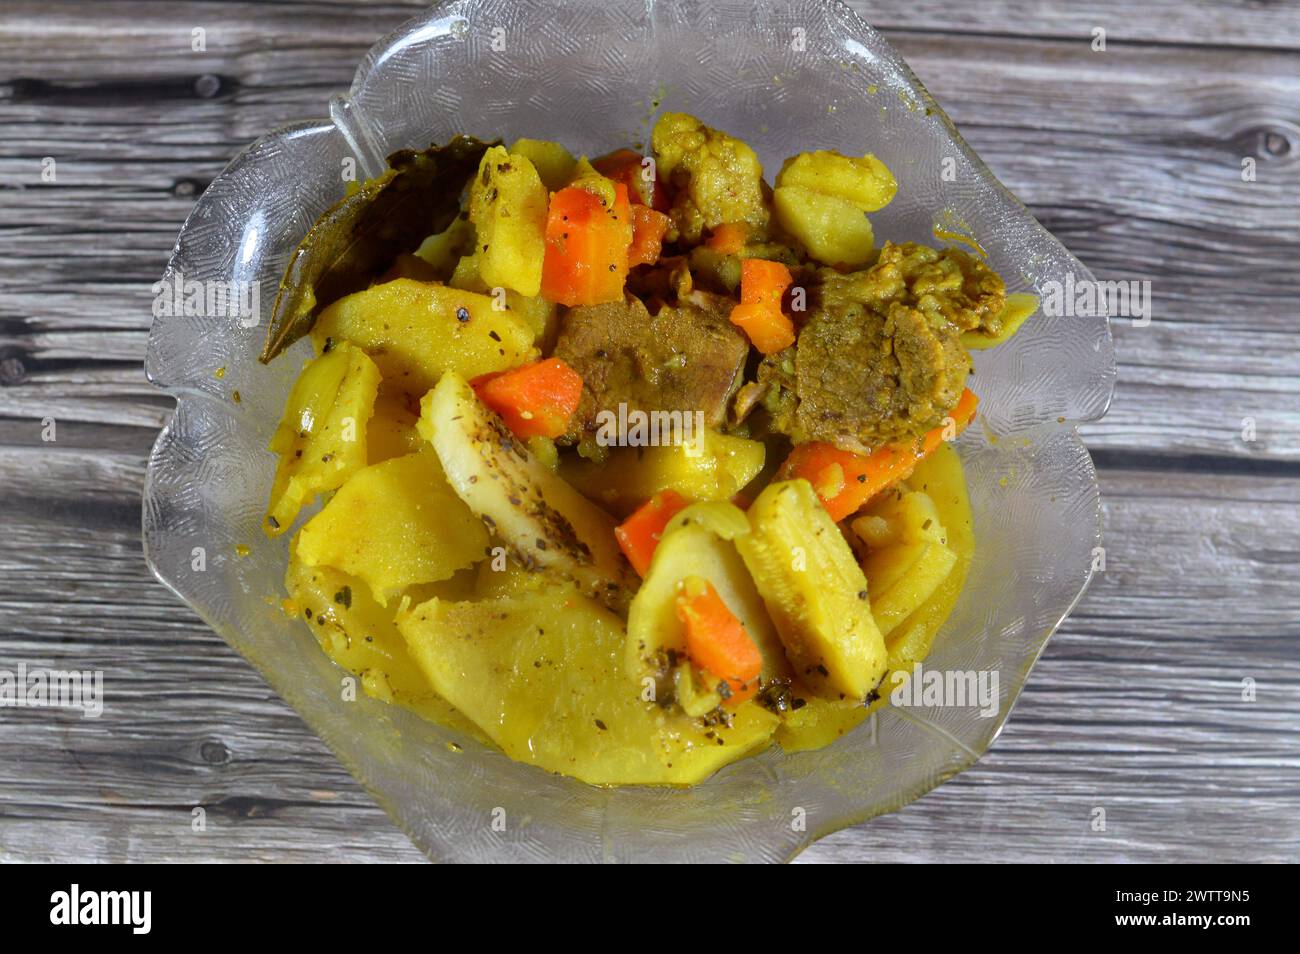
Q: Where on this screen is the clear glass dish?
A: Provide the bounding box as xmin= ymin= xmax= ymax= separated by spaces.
xmin=144 ymin=0 xmax=1114 ymax=862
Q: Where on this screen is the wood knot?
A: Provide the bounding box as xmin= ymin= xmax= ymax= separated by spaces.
xmin=1250 ymin=122 xmax=1300 ymax=162
xmin=0 ymin=353 xmax=26 ymax=386
xmin=199 ymin=740 xmax=230 ymax=764
xmin=172 ymin=178 xmax=201 ymax=198
xmin=194 ymin=74 xmax=222 ymax=99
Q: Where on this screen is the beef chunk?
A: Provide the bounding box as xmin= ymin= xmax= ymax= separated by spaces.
xmin=554 ymin=292 xmax=749 ymax=443
xmin=860 ymin=241 xmax=1006 ymax=336
xmin=761 ymin=242 xmax=997 ymax=452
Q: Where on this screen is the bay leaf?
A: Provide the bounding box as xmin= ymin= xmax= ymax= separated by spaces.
xmin=260 ymin=135 xmax=496 ymax=363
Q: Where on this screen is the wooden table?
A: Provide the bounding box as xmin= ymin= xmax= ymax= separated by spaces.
xmin=2 ymin=0 xmax=1297 ymax=863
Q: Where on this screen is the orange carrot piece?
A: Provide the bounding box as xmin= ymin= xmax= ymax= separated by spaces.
xmin=730 ymin=302 xmax=795 ymax=354
xmin=614 ymin=490 xmax=690 ymax=577
xmin=706 ymin=222 xmax=748 ymax=255
xmin=739 ymin=258 xmax=793 ymax=307
xmin=471 ymin=358 xmax=584 ymax=439
xmin=731 ymin=258 xmax=795 ymax=354
xmin=675 ymin=578 xmax=763 ymax=706
xmin=592 ymin=149 xmax=670 ymax=210
xmin=779 ymin=388 xmax=980 ymax=521
xmin=629 ymin=205 xmax=671 ymax=267
xmin=540 ymin=183 xmax=633 ymax=306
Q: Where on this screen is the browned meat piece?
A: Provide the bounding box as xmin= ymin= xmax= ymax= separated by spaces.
xmin=760 ymin=242 xmax=998 ymax=453
xmin=859 ymin=241 xmax=1006 ymax=336
xmin=554 ymin=291 xmax=749 ymax=443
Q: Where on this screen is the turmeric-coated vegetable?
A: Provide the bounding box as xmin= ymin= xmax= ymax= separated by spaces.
xmin=540 ymin=182 xmax=633 ymax=306
xmin=676 ymin=577 xmax=764 ymax=705
xmin=615 ymin=490 xmax=691 ymax=577
xmin=780 ymin=388 xmax=979 ymax=521
xmin=471 ymin=357 xmax=583 ymax=440
xmin=730 ymin=258 xmax=796 ymax=354
xmin=629 ymin=205 xmax=671 ymax=267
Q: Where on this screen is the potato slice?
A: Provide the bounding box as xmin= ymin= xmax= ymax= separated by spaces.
xmin=396 ymin=582 xmax=778 ymax=785
xmin=736 ymin=479 xmax=886 ymax=701
xmin=421 ymin=371 xmax=636 ymax=610
xmin=773 ymin=185 xmax=875 ymax=267
xmin=626 ymin=501 xmax=790 ymax=696
xmin=507 ymin=138 xmax=578 ymax=192
xmin=854 ymin=491 xmax=945 ymax=589
xmin=284 ymin=554 xmax=486 ymax=741
xmin=448 ymin=247 xmax=558 ymax=347
xmin=265 ymin=341 xmax=380 ymax=536
xmin=295 ymin=450 xmax=488 ymax=605
xmin=311 ymin=278 xmax=536 ymax=398
xmin=870 ymin=543 xmax=957 ymax=636
xmin=775 ymin=447 xmax=975 ymax=751
xmin=775 ymin=695 xmax=874 ymax=753
xmin=413 ymin=212 xmax=475 ymax=277
xmin=776 ymin=150 xmax=897 ymax=213
xmin=854 ymin=489 xmax=958 ymax=636
xmin=559 ymin=430 xmax=765 ymax=517
xmin=468 ymin=145 xmax=549 ymax=297
xmin=881 ymin=446 xmax=975 ymax=667
xmin=366 ymin=392 xmax=424 ymax=464
xmin=651 ymin=112 xmax=769 ymax=242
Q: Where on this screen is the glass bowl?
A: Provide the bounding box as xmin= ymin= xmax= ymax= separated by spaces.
xmin=144 ymin=0 xmax=1115 ymax=862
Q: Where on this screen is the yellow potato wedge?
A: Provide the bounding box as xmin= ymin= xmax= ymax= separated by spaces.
xmin=311 ymin=278 xmax=536 ymax=398
xmin=265 ymin=341 xmax=380 ymax=536
xmin=295 ymin=450 xmax=488 ymax=605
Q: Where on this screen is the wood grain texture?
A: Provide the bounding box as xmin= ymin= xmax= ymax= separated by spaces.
xmin=1 ymin=0 xmax=1297 ymax=863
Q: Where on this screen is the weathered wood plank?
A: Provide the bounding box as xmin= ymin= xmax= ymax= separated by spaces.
xmin=6 ymin=0 xmax=1300 ymax=58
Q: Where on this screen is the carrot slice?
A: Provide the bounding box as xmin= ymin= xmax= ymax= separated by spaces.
xmin=615 ymin=490 xmax=690 ymax=577
xmin=675 ymin=577 xmax=763 ymax=706
xmin=471 ymin=358 xmax=584 ymax=439
xmin=731 ymin=258 xmax=795 ymax=354
xmin=739 ymin=258 xmax=793 ymax=307
xmin=629 ymin=205 xmax=671 ymax=267
xmin=540 ymin=183 xmax=633 ymax=306
xmin=730 ymin=302 xmax=795 ymax=354
xmin=706 ymin=222 xmax=748 ymax=255
xmin=780 ymin=388 xmax=980 ymax=521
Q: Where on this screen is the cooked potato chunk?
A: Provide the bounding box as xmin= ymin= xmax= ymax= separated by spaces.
xmin=854 ymin=489 xmax=957 ymax=636
xmin=311 ymin=278 xmax=536 ymax=397
xmin=448 ymin=246 xmax=558 ymax=347
xmin=627 ymin=501 xmax=790 ymax=696
xmin=468 ymin=145 xmax=549 ymax=296
xmin=265 ymin=341 xmax=380 ymax=536
xmin=882 ymin=446 xmax=974 ymax=667
xmin=413 ymin=212 xmax=475 ymax=277
xmin=736 ymin=479 xmax=886 ymax=700
xmin=366 ymin=392 xmax=424 ymax=464
xmin=508 ymin=137 xmax=578 ymax=191
xmin=397 ymin=581 xmax=778 ymax=785
xmin=775 ymin=695 xmax=873 ymax=753
xmin=295 ymin=450 xmax=488 ymax=605
xmin=421 ymin=371 xmax=637 ymax=610
xmin=284 ymin=554 xmax=486 ymax=740
xmin=771 ymin=149 xmax=897 ymax=266
xmin=870 ymin=542 xmax=957 ymax=637
xmin=776 ymin=150 xmax=897 ymax=212
xmin=652 ymin=112 xmax=769 ymax=242
xmin=773 ymin=185 xmax=875 ymax=267
xmin=559 ymin=429 xmax=765 ymax=517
